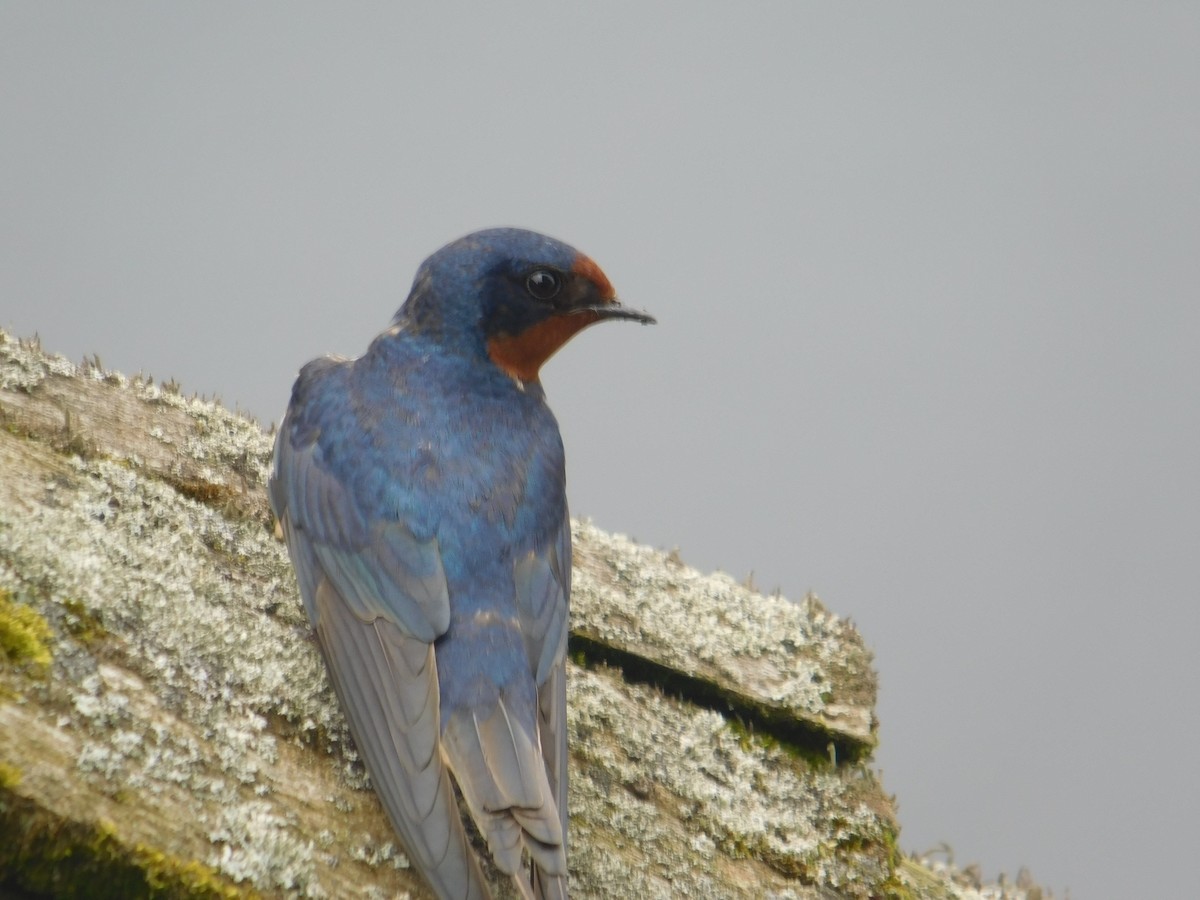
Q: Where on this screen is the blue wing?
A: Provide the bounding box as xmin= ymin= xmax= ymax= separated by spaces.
xmin=271 ymin=367 xmax=449 ymax=642
xmin=270 ymin=381 xmax=490 ymax=900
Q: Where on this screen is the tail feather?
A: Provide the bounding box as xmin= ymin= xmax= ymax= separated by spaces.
xmin=537 ymin=660 xmax=568 ymax=858
xmin=314 ymin=578 xmax=492 ymax=899
xmin=442 ymin=695 xmax=568 ymax=887
xmin=532 ymin=870 xmax=569 ymax=900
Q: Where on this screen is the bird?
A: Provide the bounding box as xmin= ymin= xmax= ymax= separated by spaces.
xmin=268 ymin=228 xmax=654 ymax=899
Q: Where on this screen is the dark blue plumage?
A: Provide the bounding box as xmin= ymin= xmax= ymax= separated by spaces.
xmin=269 ymin=229 xmax=653 ymax=899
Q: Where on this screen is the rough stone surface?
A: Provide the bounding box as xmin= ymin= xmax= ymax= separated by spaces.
xmin=0 ymin=330 xmax=1050 ymax=899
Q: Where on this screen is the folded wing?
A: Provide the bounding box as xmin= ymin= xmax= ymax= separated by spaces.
xmin=271 ymin=410 xmax=491 ymax=900
xmin=515 ymin=513 xmax=572 ymax=899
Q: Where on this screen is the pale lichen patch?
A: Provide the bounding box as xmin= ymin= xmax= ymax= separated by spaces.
xmin=572 ymin=520 xmax=877 ymax=747
xmin=208 ymin=801 xmax=320 ymax=897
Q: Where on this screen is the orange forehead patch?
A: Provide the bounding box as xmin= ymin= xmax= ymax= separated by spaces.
xmin=571 ymin=254 xmax=615 ymax=301
xmin=487 ymin=311 xmax=602 ymax=383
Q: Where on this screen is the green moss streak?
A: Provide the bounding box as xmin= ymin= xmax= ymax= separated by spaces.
xmin=568 ymin=631 xmax=874 ymax=766
xmin=0 ymin=785 xmax=257 ymax=899
xmin=59 ymin=597 xmax=108 ymax=644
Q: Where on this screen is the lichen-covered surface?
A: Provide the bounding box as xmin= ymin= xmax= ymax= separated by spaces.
xmin=572 ymin=524 xmax=877 ymax=748
xmin=0 ymin=330 xmax=1049 ymax=899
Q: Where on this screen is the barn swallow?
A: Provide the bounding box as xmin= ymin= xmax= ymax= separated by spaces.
xmin=269 ymin=228 xmax=654 ymax=898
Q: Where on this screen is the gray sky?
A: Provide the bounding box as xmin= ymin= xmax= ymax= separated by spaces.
xmin=3 ymin=4 xmax=1197 ymax=897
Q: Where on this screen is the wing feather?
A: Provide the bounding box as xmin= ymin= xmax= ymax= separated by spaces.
xmin=273 ymin=420 xmax=449 ymax=641
xmin=513 ymin=513 xmax=571 ymax=898
xmin=271 ymin=406 xmax=491 ymax=899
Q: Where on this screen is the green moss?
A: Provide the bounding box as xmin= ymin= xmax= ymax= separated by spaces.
xmin=0 ymin=762 xmax=22 ymax=789
xmin=726 ymin=716 xmax=832 ymax=770
xmin=60 ymin=597 xmax=108 ymax=644
xmin=0 ymin=589 xmax=54 ymax=670
xmin=881 ymin=857 xmax=951 ymax=900
xmin=0 ymin=784 xmax=257 ymax=899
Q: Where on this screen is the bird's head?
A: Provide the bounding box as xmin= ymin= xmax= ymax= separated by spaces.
xmin=398 ymin=228 xmax=655 ymax=382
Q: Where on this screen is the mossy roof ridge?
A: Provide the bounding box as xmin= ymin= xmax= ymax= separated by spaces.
xmin=1 ymin=328 xmax=877 ymax=748
xmin=0 ymin=330 xmax=274 ymax=526
xmin=0 ymin=327 xmax=1051 ymax=898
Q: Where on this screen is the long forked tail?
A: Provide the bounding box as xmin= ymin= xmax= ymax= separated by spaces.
xmin=442 ymin=694 xmax=568 ymax=898
xmin=314 ymin=579 xmax=492 ymax=899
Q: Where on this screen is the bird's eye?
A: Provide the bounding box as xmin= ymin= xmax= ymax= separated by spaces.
xmin=525 ymin=269 xmax=561 ymax=302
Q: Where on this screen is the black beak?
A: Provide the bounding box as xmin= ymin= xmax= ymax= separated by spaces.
xmin=581 ymin=301 xmax=656 ymax=325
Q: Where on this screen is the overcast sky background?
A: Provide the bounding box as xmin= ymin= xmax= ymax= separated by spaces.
xmin=3 ymin=4 xmax=1198 ymax=897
